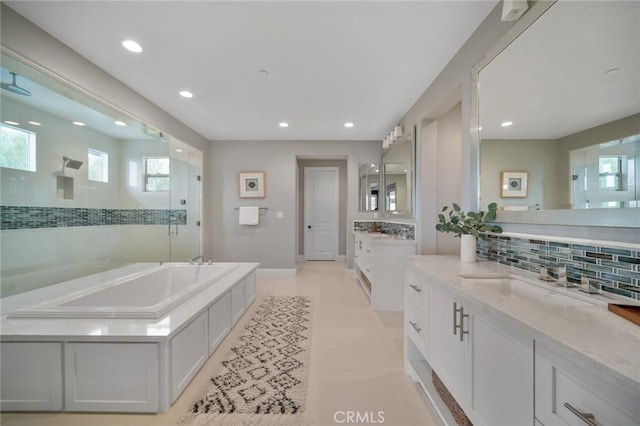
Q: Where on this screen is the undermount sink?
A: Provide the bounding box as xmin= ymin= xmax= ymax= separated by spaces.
xmin=465 ymin=277 xmax=591 ymax=307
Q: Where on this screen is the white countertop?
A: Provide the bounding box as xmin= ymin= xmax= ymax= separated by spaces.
xmin=0 ymin=263 xmax=259 ymax=341
xmin=353 ymin=230 xmax=416 ymax=245
xmin=404 ymin=255 xmax=640 ymax=386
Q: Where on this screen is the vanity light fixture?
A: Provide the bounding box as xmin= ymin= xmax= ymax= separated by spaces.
xmin=122 ymin=40 xmax=143 ymax=53
xmin=114 ymin=121 xmax=126 ymax=126
xmin=4 ymin=120 xmax=19 ymax=126
xmin=72 ymin=121 xmax=85 ymax=127
xmin=279 ymin=122 xmax=289 ymax=128
xmin=28 ymin=121 xmax=41 ymax=126
xmin=501 ymin=121 xmax=513 ymax=127
xmin=179 ymin=90 xmax=193 ymax=98
xmin=344 ymin=122 xmax=354 ymax=128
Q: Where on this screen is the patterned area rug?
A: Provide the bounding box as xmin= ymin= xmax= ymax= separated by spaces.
xmin=185 ymin=296 xmax=313 ymax=425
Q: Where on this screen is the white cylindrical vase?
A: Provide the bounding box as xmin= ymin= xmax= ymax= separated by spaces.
xmin=460 ymin=234 xmax=477 ymax=263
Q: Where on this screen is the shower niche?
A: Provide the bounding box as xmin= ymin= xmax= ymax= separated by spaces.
xmin=56 ymin=175 xmax=74 ymax=200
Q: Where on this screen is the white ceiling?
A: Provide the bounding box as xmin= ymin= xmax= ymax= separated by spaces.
xmin=479 ymin=0 xmax=640 ymax=140
xmin=5 ymin=1 xmax=497 ymax=141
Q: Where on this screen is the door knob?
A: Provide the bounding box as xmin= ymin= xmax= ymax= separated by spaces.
xmin=307 ymin=225 xmax=312 ymax=229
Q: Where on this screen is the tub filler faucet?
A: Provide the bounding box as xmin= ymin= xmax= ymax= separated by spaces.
xmin=190 ymin=255 xmax=203 ymax=265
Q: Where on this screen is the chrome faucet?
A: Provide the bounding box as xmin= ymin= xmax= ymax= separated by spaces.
xmin=190 ymin=255 xmax=203 ymax=265
xmin=579 ymin=276 xmax=601 ymax=294
xmin=539 ymin=264 xmax=573 ymax=287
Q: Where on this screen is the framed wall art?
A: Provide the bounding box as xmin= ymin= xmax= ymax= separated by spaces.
xmin=238 ymin=172 xmax=265 ymax=198
xmin=500 ymin=171 xmax=528 ymax=198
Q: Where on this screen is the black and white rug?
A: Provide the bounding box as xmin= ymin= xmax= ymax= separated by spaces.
xmin=186 ymin=296 xmax=313 ymax=425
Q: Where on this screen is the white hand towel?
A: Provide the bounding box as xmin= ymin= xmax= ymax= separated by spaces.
xmin=239 ymin=206 xmax=259 ymax=225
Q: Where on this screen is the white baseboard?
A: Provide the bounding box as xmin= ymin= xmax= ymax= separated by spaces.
xmin=256 ymin=268 xmax=297 ymax=279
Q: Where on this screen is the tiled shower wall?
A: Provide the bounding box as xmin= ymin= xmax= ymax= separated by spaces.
xmin=477 ymin=234 xmax=640 ymax=300
xmin=353 ymin=220 xmax=415 ymax=240
xmin=1 ymin=206 xmax=187 ymax=230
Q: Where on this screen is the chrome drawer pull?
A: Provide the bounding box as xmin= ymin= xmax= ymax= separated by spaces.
xmin=564 ymin=403 xmax=597 ymax=426
xmin=409 ymin=284 xmax=422 ymax=293
xmin=409 ymin=321 xmax=422 ymax=333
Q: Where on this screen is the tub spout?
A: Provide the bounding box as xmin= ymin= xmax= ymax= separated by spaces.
xmin=190 ymin=255 xmax=203 ymax=265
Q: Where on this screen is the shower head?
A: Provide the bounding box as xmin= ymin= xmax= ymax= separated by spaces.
xmin=1 ymin=72 xmax=32 ymax=97
xmin=63 ymin=156 xmax=83 ymax=170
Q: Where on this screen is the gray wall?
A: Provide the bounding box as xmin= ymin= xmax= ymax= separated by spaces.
xmin=297 ymin=159 xmax=347 ymax=257
xmin=205 ymin=140 xmax=380 ymax=269
xmin=481 ymin=139 xmax=561 ymax=210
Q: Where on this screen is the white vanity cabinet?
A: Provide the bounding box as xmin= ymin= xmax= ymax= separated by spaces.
xmin=406 ymin=260 xmax=534 ymax=426
xmin=535 ymin=343 xmax=639 ymax=426
xmin=353 ymin=231 xmax=416 ymax=311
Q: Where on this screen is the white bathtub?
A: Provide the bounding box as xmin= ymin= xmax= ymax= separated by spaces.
xmin=7 ymin=263 xmax=241 ymax=319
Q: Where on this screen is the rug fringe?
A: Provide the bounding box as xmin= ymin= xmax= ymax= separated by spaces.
xmin=181 ymin=412 xmax=314 ymax=425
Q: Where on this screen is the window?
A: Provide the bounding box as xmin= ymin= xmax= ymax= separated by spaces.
xmin=0 ymin=123 xmax=36 ymax=172
xmin=144 ymin=157 xmax=170 ymax=191
xmin=598 ymin=155 xmax=623 ymax=191
xmin=88 ymin=148 xmax=109 ymax=182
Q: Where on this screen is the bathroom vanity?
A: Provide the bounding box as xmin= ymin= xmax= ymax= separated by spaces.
xmin=404 ymin=256 xmax=640 ymax=426
xmin=354 ymin=230 xmax=416 ymax=311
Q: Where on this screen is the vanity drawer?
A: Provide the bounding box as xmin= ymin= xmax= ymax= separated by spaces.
xmin=405 ymin=298 xmax=428 ymax=358
xmin=405 ymin=269 xmax=428 ymax=305
xmin=535 ymin=343 xmax=639 ymax=426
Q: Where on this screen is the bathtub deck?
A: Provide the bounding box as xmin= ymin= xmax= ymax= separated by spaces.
xmin=0 ymin=262 xmax=259 ymax=413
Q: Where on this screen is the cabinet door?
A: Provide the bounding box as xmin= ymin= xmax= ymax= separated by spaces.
xmin=469 ymin=314 xmax=533 ymax=426
xmin=428 ymin=284 xmax=468 ymax=408
xmin=361 ymin=241 xmax=373 ymax=281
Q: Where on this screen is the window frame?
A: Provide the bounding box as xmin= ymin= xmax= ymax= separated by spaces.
xmin=87 ymin=148 xmax=109 ymax=183
xmin=144 ymin=156 xmax=170 ymax=192
xmin=0 ymin=123 xmax=36 ymax=172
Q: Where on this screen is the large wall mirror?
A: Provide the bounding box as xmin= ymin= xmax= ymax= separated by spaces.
xmin=382 ymin=127 xmax=415 ymax=216
xmin=0 ymin=51 xmax=202 ymax=298
xmin=477 ymin=1 xmax=639 ymax=227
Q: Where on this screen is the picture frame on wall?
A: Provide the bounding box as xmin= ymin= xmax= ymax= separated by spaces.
xmin=500 ymin=171 xmax=528 ymax=198
xmin=238 ymin=172 xmax=265 ymax=198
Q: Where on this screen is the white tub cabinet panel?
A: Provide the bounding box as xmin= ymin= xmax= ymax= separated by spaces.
xmin=230 ymin=279 xmax=246 ymax=325
xmin=170 ymin=311 xmax=208 ymax=403
xmin=535 ymin=343 xmax=639 ymax=426
xmin=245 ymin=272 xmax=256 ymax=305
xmin=208 ymin=293 xmax=231 ymax=356
xmin=1 ymin=342 xmax=63 ymax=411
xmin=64 ymin=342 xmax=159 ymax=412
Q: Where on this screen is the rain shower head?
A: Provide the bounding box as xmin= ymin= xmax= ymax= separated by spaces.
xmin=63 ymin=156 xmax=83 ymax=170
xmin=1 ymin=72 xmax=32 ymax=97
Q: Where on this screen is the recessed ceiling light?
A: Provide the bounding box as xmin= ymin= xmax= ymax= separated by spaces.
xmin=4 ymin=120 xmax=19 ymax=126
xmin=279 ymin=122 xmax=289 ymax=128
xmin=344 ymin=122 xmax=354 ymax=128
xmin=179 ymin=90 xmax=193 ymax=98
xmin=73 ymin=121 xmax=85 ymax=126
xmin=501 ymin=121 xmax=513 ymax=127
xmin=122 ymin=40 xmax=142 ymax=53
xmin=478 ymin=126 xmax=482 ymax=131
xmin=114 ymin=121 xmax=127 ymax=127
xmin=175 ymin=149 xmax=183 ymax=153
xmin=28 ymin=121 xmax=41 ymax=126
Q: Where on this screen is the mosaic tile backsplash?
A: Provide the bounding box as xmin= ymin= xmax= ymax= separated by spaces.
xmin=354 ymin=221 xmax=415 ymax=240
xmin=1 ymin=206 xmax=187 ymax=230
xmin=478 ymin=234 xmax=640 ymax=301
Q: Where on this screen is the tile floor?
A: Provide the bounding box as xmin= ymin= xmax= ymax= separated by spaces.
xmin=0 ymin=261 xmax=438 ymax=426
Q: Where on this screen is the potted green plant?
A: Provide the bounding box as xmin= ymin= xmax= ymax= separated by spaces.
xmin=435 ymin=202 xmax=502 ymax=262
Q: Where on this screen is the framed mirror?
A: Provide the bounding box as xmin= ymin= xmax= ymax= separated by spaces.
xmin=475 ymin=1 xmax=639 ymax=227
xmin=382 ymin=127 xmax=415 ymax=216
xmin=358 ymin=162 xmax=380 ymax=211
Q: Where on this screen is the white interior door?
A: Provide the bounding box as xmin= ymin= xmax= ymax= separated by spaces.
xmin=304 ymin=167 xmax=339 ymax=261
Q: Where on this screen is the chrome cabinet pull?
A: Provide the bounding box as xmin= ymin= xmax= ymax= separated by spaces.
xmin=460 ymin=307 xmax=469 ymax=342
xmin=453 ymin=302 xmax=462 ymax=336
xmin=409 ymin=321 xmax=422 ymax=333
xmin=564 ymin=403 xmax=597 ymax=426
xmin=409 ymin=284 xmax=422 ymax=293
